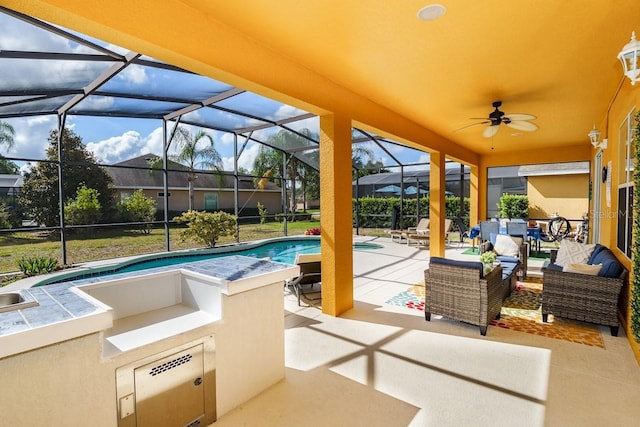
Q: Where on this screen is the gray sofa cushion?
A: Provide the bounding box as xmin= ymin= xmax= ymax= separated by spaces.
xmin=429 ymin=257 xmax=484 ymax=278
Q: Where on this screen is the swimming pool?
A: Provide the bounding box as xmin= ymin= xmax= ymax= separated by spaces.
xmin=35 ymin=237 xmax=382 ymax=286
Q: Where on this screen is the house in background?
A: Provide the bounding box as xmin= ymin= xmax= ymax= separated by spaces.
xmin=106 ymin=154 xmax=283 ymax=215
xmin=519 ymin=162 xmax=590 ymax=223
xmin=0 ymin=174 xmax=22 ymax=206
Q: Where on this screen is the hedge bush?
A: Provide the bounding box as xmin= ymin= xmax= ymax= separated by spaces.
xmin=497 ymin=194 xmax=529 ymax=219
xmin=352 ymin=196 xmax=470 ymax=229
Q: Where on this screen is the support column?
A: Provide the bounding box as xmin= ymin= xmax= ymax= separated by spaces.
xmin=429 ymin=151 xmax=446 ymax=257
xmin=469 ymin=164 xmax=480 ymax=226
xmin=478 ymin=162 xmax=488 ymax=221
xmin=319 ymin=114 xmax=353 ymax=316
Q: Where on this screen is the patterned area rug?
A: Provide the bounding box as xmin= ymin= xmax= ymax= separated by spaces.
xmin=386 ymin=280 xmax=604 ymax=348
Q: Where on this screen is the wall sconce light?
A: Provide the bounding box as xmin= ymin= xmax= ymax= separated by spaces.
xmin=618 ymin=31 xmax=640 ymax=85
xmin=588 ymin=125 xmax=607 ymax=150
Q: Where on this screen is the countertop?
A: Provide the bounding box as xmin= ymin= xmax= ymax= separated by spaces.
xmin=0 ymin=255 xmax=297 ymax=358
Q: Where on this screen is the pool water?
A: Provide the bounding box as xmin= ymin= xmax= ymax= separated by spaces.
xmin=117 ymin=239 xmax=322 ymax=272
xmin=36 ymin=238 xmax=382 ymax=286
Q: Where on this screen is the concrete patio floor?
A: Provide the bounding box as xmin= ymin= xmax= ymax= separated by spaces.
xmin=213 ymin=236 xmax=640 ymax=427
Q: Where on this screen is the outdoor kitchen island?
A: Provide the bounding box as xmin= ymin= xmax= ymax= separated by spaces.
xmin=0 ymin=255 xmax=298 ymax=427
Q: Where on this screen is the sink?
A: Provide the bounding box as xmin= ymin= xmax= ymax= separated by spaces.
xmin=0 ymin=292 xmax=22 ymax=305
xmin=0 ymin=291 xmax=39 ymax=313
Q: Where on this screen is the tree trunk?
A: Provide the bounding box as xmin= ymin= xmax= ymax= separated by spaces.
xmin=188 ymin=179 xmax=194 ymax=211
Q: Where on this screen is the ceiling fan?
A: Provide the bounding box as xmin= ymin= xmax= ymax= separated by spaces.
xmin=462 ymin=101 xmax=538 ymax=138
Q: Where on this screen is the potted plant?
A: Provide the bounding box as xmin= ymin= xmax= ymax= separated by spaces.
xmin=479 ymin=251 xmax=497 ymax=275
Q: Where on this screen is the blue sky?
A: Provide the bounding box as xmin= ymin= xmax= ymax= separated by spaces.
xmin=0 ymin=9 xmax=430 ymax=175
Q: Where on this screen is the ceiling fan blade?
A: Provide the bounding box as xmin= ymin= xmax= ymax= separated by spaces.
xmin=506 ymin=121 xmax=539 ymax=131
xmin=504 ymin=113 xmax=536 ymax=121
xmin=455 ymin=121 xmax=490 ymax=132
xmin=483 ymin=125 xmax=500 ymax=138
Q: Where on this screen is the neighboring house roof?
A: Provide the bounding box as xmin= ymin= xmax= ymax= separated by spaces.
xmin=107 ymin=154 xmax=281 ymax=191
xmin=0 ymin=174 xmax=22 ymax=197
xmin=0 ymin=174 xmax=22 ymax=188
xmin=353 ymin=164 xmax=471 ymax=186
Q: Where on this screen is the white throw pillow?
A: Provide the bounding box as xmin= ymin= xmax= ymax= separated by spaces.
xmin=555 ymin=240 xmax=595 ymax=267
xmin=493 ymin=234 xmax=523 ymax=257
xmin=562 ymin=263 xmax=601 ymax=275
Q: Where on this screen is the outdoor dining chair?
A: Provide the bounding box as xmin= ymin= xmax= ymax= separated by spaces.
xmin=479 ymin=221 xmax=499 ymax=244
xmin=507 ymin=221 xmax=530 ymax=254
xmin=455 ymin=217 xmax=469 ymax=248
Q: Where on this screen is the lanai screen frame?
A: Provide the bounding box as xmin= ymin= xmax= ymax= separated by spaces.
xmin=0 ymin=6 xmax=459 ymax=265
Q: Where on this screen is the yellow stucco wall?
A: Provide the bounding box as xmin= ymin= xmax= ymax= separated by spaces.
xmin=527 ymin=174 xmax=589 ymax=222
xmin=593 ymin=81 xmax=639 ymax=364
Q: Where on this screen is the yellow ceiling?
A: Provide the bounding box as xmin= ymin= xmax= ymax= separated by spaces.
xmin=6 ymin=0 xmax=640 ymax=158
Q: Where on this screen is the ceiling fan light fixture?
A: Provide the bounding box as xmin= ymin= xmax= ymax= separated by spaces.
xmin=417 ymin=4 xmax=446 ymax=21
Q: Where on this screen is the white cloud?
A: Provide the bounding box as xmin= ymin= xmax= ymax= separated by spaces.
xmin=0 ymin=116 xmax=55 ymax=163
xmin=86 ymin=130 xmax=143 ymax=164
xmin=270 ymin=104 xmax=308 ymax=121
xmin=83 ymin=96 xmax=115 ymax=110
xmin=85 ymin=126 xmax=168 ymax=164
xmin=222 ymin=142 xmax=262 ymax=172
xmin=118 ymin=64 xmax=147 ymax=85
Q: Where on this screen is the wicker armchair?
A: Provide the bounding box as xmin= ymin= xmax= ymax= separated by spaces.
xmin=424 ymin=257 xmax=504 ymax=336
xmin=542 ymin=248 xmax=627 ymax=336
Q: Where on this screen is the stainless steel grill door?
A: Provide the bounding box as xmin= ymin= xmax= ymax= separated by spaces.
xmin=134 ymin=344 xmax=205 ymax=427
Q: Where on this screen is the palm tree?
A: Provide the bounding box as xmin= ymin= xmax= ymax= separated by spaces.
xmin=253 ymin=129 xmax=317 ymax=217
xmin=253 ymin=128 xmax=376 ymax=215
xmin=0 ymin=121 xmax=16 ymax=150
xmin=170 ymin=127 xmax=223 ymax=211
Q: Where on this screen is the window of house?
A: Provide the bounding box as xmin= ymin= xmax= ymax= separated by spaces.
xmin=617 ymin=107 xmax=635 ymax=258
xmin=204 ymin=193 xmax=218 ymax=211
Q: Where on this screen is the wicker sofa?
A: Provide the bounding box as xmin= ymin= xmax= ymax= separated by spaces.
xmin=541 ymin=244 xmax=627 ymax=336
xmin=424 ymin=257 xmax=505 ymax=335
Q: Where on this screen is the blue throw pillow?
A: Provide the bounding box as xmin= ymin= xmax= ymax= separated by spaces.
xmin=587 ymin=244 xmax=607 ymax=265
xmin=489 ymin=232 xmax=498 ymax=247
xmin=589 ymin=247 xmax=623 ymax=278
xmin=545 ymin=263 xmax=563 ymax=272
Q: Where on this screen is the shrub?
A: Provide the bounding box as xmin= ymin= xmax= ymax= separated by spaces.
xmin=64 ymin=184 xmax=102 ymax=226
xmin=498 ymin=194 xmax=528 ymax=219
xmin=257 ymin=202 xmax=268 ymax=225
xmin=0 ymin=203 xmax=20 ymax=229
xmin=173 ymin=210 xmax=237 ymax=247
xmin=352 ymin=195 xmax=470 ymax=229
xmin=118 ymin=189 xmax=157 ymax=234
xmin=17 ymin=255 xmax=59 ymax=276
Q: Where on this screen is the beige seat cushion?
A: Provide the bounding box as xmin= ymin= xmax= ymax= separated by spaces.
xmin=294 ymin=253 xmax=321 ymax=264
xmin=562 ymin=263 xmax=601 ymax=275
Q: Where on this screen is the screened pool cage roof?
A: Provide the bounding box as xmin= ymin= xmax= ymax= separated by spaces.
xmin=0 ymin=6 xmax=446 ymax=173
